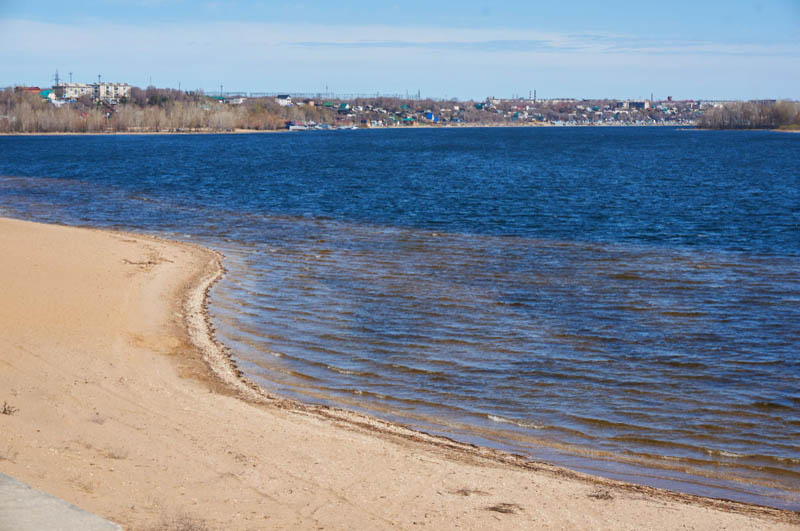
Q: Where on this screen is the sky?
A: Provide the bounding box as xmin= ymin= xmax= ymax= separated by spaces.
xmin=1 ymin=0 xmax=798 ymax=100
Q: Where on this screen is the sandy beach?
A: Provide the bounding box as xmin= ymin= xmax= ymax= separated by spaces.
xmin=0 ymin=217 xmax=797 ymax=530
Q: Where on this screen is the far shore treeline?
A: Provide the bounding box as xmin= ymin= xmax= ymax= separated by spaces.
xmin=1 ymin=87 xmax=336 ymax=133
xmin=697 ymin=100 xmax=800 ymax=130
xmin=0 ymin=86 xmax=518 ymax=133
xmin=1 ymin=85 xmax=798 ymax=133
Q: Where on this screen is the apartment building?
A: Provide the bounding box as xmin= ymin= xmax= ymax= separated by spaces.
xmin=54 ymin=82 xmax=131 ymax=101
xmin=53 ymin=82 xmax=93 ymax=99
xmin=92 ymin=82 xmax=131 ymax=100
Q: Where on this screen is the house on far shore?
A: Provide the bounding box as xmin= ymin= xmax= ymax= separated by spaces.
xmin=15 ymin=86 xmax=42 ymax=95
xmin=15 ymin=86 xmax=57 ymax=102
xmin=276 ymin=95 xmax=292 ymax=106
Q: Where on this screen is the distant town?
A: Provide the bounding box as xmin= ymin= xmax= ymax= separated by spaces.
xmin=1 ymin=74 xmax=797 ymax=133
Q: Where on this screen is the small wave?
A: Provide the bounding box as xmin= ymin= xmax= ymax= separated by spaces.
xmin=327 ymin=365 xmax=357 ymax=376
xmin=607 ymin=272 xmax=646 ymax=281
xmin=612 ymin=304 xmax=652 ymax=312
xmin=705 ymin=449 xmax=744 ymax=459
xmin=487 ymin=414 xmax=545 ymax=430
xmin=659 ymin=360 xmax=709 ymax=370
xmin=751 ymin=401 xmax=794 ymax=412
xmin=609 ymin=435 xmax=704 ymax=452
xmin=658 ymin=310 xmax=708 ymax=318
xmin=325 ymin=365 xmax=380 ymax=379
xmin=127 ymin=194 xmax=158 ymax=203
xmin=388 ymin=363 xmax=447 ymax=379
xmin=567 ymin=415 xmax=650 ymax=432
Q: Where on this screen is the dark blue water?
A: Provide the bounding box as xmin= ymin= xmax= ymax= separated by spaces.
xmin=1 ymin=128 xmax=798 ymax=510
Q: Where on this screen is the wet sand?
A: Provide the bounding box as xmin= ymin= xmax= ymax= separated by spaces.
xmin=0 ymin=216 xmax=796 ymax=530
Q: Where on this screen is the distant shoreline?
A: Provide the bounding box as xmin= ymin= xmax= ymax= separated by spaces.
xmin=0 ymin=123 xmax=692 ymax=136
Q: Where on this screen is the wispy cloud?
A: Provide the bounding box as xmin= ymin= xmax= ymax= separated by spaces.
xmin=3 ymin=18 xmax=798 ymax=57
xmin=99 ymin=0 xmax=185 ymax=6
xmin=291 ymin=34 xmax=800 ymax=57
xmin=1 ymin=18 xmax=798 ymax=99
xmin=292 ymin=39 xmax=556 ymax=52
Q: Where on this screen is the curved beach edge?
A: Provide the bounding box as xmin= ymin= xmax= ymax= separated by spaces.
xmin=2 ymin=216 xmax=796 ymax=529
xmin=178 ymin=234 xmax=799 ymax=525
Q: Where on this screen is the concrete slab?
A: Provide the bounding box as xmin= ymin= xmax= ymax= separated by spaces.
xmin=0 ymin=473 xmax=121 ymax=531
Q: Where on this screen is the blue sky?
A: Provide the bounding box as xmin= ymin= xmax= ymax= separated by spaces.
xmin=1 ymin=0 xmax=798 ymax=100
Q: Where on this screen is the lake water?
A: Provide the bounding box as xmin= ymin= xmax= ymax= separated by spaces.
xmin=1 ymin=127 xmax=798 ymax=510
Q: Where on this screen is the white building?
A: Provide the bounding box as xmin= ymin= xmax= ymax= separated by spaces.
xmin=54 ymin=81 xmax=131 ymax=101
xmin=54 ymin=83 xmax=93 ymax=99
xmin=92 ymin=82 xmax=131 ymax=101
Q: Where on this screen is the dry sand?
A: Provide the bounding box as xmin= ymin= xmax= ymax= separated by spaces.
xmin=0 ymin=217 xmax=797 ymax=530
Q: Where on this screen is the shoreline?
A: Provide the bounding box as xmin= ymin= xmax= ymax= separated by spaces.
xmin=0 ymin=123 xmax=693 ymax=137
xmin=1 ymin=217 xmax=797 ymax=529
